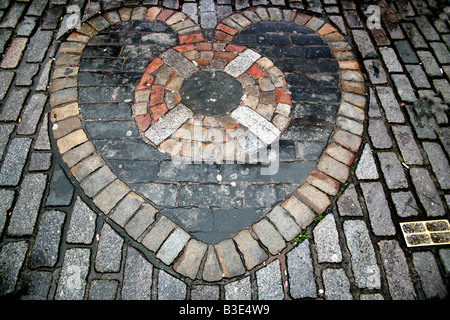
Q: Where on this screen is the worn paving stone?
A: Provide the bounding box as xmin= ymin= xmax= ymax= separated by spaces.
xmin=55 ymin=248 xmax=90 ymax=300
xmin=287 ymin=240 xmax=317 ymax=299
xmin=313 ymin=213 xmax=342 ymax=263
xmin=29 ymin=210 xmax=65 ymax=268
xmin=0 ymin=71 xmax=14 ymax=100
xmin=343 ymin=220 xmax=380 ymax=289
xmin=122 ymin=246 xmax=153 ymax=300
xmin=0 ymin=189 xmax=14 ymax=238
xmin=0 ymin=241 xmax=28 ymax=296
xmin=156 ymin=227 xmax=190 ymax=265
xmin=256 ymin=259 xmax=284 ymax=300
xmin=337 ymin=184 xmax=363 ymax=217
xmin=356 ymin=144 xmax=379 ymax=180
xmin=378 ymin=152 xmax=408 ymax=189
xmin=46 ymin=164 xmax=75 ymax=206
xmin=173 ymin=238 xmax=207 ymax=280
xmin=215 ymin=238 xmax=245 ymax=278
xmin=422 ymin=142 xmax=450 ymax=190
xmin=378 ymin=240 xmax=416 ymax=300
xmin=95 ymin=223 xmax=124 ymax=273
xmin=412 ymin=251 xmax=448 ymax=299
xmin=361 ymin=182 xmax=396 ymax=236
xmin=225 ymin=276 xmax=252 ymax=300
xmin=66 ymin=196 xmax=97 ymax=244
xmin=368 ymin=119 xmax=392 ymax=149
xmin=88 ymin=280 xmax=119 ymax=300
xmin=322 ymin=268 xmax=352 ymax=300
xmin=392 ymin=125 xmax=423 ymax=165
xmin=410 ymin=168 xmax=445 ymax=217
xmin=234 ymin=229 xmax=267 ymax=270
xmin=0 ymin=138 xmax=32 ymax=187
xmin=158 ymin=270 xmax=186 ymax=300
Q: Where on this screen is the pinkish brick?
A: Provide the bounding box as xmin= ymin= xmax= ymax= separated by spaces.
xmin=1 ymin=37 xmax=28 ymax=69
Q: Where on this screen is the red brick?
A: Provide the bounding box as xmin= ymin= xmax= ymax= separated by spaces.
xmin=214 ymin=51 xmax=238 ymax=62
xmin=214 ymin=31 xmax=234 ymax=42
xmin=216 ymin=23 xmax=239 ymax=35
xmin=135 ymin=113 xmax=152 ymax=131
xmin=275 ymin=88 xmax=292 ymax=104
xmin=145 ymin=57 xmax=164 ymax=74
xmin=196 ymin=42 xmax=213 ymax=51
xmin=151 ymin=103 xmax=168 ymax=121
xmin=156 ymin=9 xmax=175 ymax=22
xmin=197 ymin=60 xmax=210 ymax=66
xmin=225 ymin=44 xmax=246 ymax=53
xmin=174 ymin=44 xmax=195 ymax=52
xmin=150 ymin=85 xmax=165 ymax=106
xmin=136 ymin=73 xmax=154 ymax=90
xmin=247 ymin=63 xmax=267 ymax=79
xmin=179 ymin=32 xmax=205 ymax=44
xmin=307 ymin=170 xmax=340 ymax=196
xmin=1 ymin=37 xmax=28 ymax=69
xmin=297 ymin=183 xmax=331 ymax=214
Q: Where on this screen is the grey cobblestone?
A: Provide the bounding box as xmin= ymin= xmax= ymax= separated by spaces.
xmin=322 ymin=268 xmax=352 ymax=300
xmin=286 ymin=240 xmax=317 ymax=299
xmin=412 ymin=251 xmax=448 ymax=299
xmin=256 ymin=259 xmax=284 ymax=300
xmin=313 ymin=214 xmax=342 ymax=263
xmin=0 ymin=241 xmax=28 ymax=295
xmin=422 ymin=142 xmax=450 ymax=190
xmin=378 ymin=152 xmax=408 ymax=189
xmin=66 ymin=196 xmax=97 ymax=244
xmin=7 ymin=173 xmax=47 ymax=236
xmin=29 ymin=210 xmax=65 ymax=268
xmin=55 ymin=248 xmax=90 ymax=300
xmin=122 ymin=246 xmax=153 ymax=300
xmin=410 ymin=167 xmax=445 ymax=217
xmin=95 ymin=223 xmax=124 ymax=273
xmin=0 ymin=138 xmax=32 ymax=187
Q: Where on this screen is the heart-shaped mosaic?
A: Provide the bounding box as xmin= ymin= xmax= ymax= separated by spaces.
xmin=50 ymin=7 xmax=365 ymax=282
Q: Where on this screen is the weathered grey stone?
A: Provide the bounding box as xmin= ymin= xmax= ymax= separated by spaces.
xmin=80 ymin=166 xmax=116 ymax=197
xmin=234 ymin=229 xmax=267 ymax=270
xmin=410 ymin=168 xmax=445 ymax=217
xmin=160 ymin=49 xmax=199 ymax=78
xmin=391 ymin=74 xmax=416 ymax=102
xmin=287 ymin=240 xmax=317 ymax=299
xmin=361 ymin=182 xmax=396 ymax=236
xmin=368 ymin=119 xmax=392 ymax=149
xmin=337 ymin=184 xmax=363 ymax=217
xmin=0 ymin=241 xmax=28 ymax=295
xmin=142 ymin=216 xmax=176 ymax=252
xmin=29 ymin=210 xmax=65 ymax=268
xmin=122 ymin=247 xmax=153 ymax=300
xmin=224 ymin=49 xmax=261 ymax=77
xmin=225 ymin=276 xmax=252 ymax=300
xmin=173 ymin=238 xmax=207 ymax=280
xmin=267 ymin=205 xmax=300 ymax=241
xmin=392 ymin=125 xmax=423 ymax=165
xmin=413 ymin=251 xmax=448 ymax=299
xmin=378 ymin=240 xmax=416 ymax=300
xmin=376 ymin=86 xmax=405 ymax=123
xmin=0 ymin=124 xmax=15 ymax=159
xmin=417 ymin=50 xmax=442 ymax=77
xmin=202 ymin=245 xmax=223 ymax=282
xmin=0 ymin=138 xmax=32 ymax=186
xmin=21 ymin=271 xmax=53 ymax=300
xmin=66 ymin=196 xmax=97 ymax=244
xmin=55 ymin=248 xmax=90 ymax=300
xmin=313 ymin=214 xmax=342 ymax=263
xmin=158 ymin=270 xmax=186 ymax=300
xmin=343 ymin=220 xmax=380 ymax=289
xmin=423 ymin=142 xmax=450 ymax=190
xmin=145 ymin=104 xmax=194 ymax=145
xmin=7 ymin=174 xmax=47 ymax=236
xmin=0 ymin=71 xmax=14 ymax=100
xmin=109 ymin=192 xmax=145 ymax=227
xmin=34 ymin=113 xmax=51 ymax=150
xmin=391 ymin=191 xmax=419 ymax=217
xmin=156 ymin=228 xmax=190 ymax=265
xmin=124 ymin=203 xmax=157 ymax=240
xmin=46 ymin=164 xmax=74 ymax=206
xmin=352 ymin=29 xmax=377 ymax=59
xmin=231 ymin=106 xmax=281 ymax=145
xmin=378 ymin=152 xmax=408 ymax=189
xmin=252 ymin=218 xmax=286 ymax=255
xmin=439 ymin=249 xmax=450 ymax=274
xmin=0 ymin=189 xmax=14 ymax=238
xmin=191 ymin=285 xmax=220 ymax=300
xmin=356 ymin=144 xmax=379 ymax=180
xmin=88 ymin=280 xmax=119 ymax=300
xmin=322 ymin=268 xmax=352 ymax=300
xmin=28 ymin=152 xmax=52 ymax=171
xmin=379 ymin=47 xmax=403 ymax=72
xmin=256 ymin=259 xmax=284 ymax=300
xmin=95 ymin=223 xmax=124 ymax=272
xmin=215 ymin=239 xmax=245 ymax=278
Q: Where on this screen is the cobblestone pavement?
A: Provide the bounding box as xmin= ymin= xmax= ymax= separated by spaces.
xmin=0 ymin=0 xmax=449 ymax=302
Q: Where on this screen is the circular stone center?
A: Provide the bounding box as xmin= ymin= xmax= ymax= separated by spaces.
xmin=180 ymin=71 xmax=244 ymax=116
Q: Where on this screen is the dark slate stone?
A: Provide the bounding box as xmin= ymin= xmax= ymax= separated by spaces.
xmin=93 ymin=139 xmax=125 ymax=159
xmin=82 ymin=46 xmax=122 ymax=58
xmin=178 ymin=184 xmax=244 ymax=208
xmin=304 ymin=46 xmax=334 ymax=59
xmin=84 ymin=120 xmax=139 ymax=138
xmin=291 ymin=34 xmax=325 ymax=45
xmin=79 ymin=58 xmax=123 ymax=72
xmin=131 ymin=20 xmax=170 ymax=32
xmin=244 ymin=183 xmax=299 ymax=208
xmin=46 ymin=165 xmax=74 ymax=206
xmin=158 ymin=161 xmax=221 ymax=183
xmin=80 ymin=103 xmax=132 ymax=119
xmin=130 ymin=182 xmax=177 ymax=206
xmin=257 ymin=33 xmax=291 ymax=46
xmin=77 ymin=72 xmax=104 ymax=86
xmin=108 ymin=159 xmax=159 ymax=182
xmin=124 ymin=139 xmax=170 ymax=160
xmin=291 ymin=87 xmax=341 ymax=103
xmin=282 ymin=122 xmax=334 ymax=141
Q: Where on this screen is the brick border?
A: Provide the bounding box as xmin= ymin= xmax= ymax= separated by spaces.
xmin=49 ymin=6 xmax=366 ymax=283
